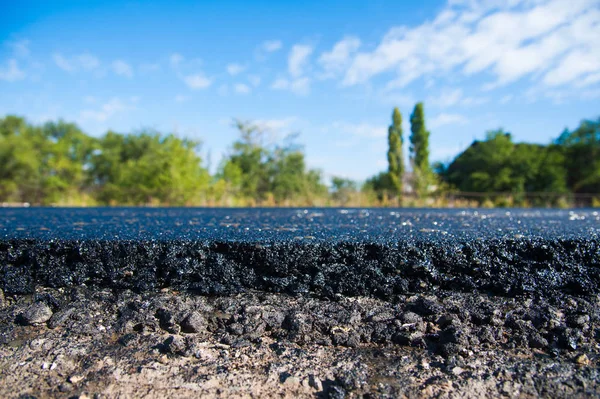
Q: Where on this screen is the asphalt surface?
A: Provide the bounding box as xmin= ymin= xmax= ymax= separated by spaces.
xmin=1 ymin=208 xmax=599 ymax=297
xmin=1 ymin=207 xmax=599 ymax=241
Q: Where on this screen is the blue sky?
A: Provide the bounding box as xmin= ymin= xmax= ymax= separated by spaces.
xmin=1 ymin=0 xmax=599 ymax=182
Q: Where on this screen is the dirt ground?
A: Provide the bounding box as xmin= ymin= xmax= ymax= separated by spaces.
xmin=1 ymin=287 xmax=599 ymax=398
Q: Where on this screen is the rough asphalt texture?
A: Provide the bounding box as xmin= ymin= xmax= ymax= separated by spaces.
xmin=0 ymin=208 xmax=599 ymax=398
xmin=1 ymin=208 xmax=599 ymax=297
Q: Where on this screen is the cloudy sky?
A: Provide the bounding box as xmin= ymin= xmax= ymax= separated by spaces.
xmin=1 ymin=0 xmax=599 ymax=181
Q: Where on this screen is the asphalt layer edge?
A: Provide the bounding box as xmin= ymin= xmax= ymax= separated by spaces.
xmin=1 ymin=237 xmax=598 ymax=298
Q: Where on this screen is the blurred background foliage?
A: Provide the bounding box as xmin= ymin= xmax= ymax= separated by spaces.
xmin=0 ymin=111 xmax=599 ymax=207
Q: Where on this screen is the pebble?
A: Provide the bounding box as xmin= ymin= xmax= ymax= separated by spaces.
xmin=69 ymin=375 xmax=84 ymax=384
xmin=163 ymin=335 xmax=187 ymax=355
xmin=283 ymin=376 xmax=300 ymax=386
xmin=48 ymin=307 xmax=75 ymax=329
xmin=308 ymin=374 xmax=323 ymax=391
xmin=19 ymin=302 xmax=53 ymax=325
xmin=181 ymin=312 xmax=206 ymax=333
xmin=575 ymin=354 xmax=590 ymax=366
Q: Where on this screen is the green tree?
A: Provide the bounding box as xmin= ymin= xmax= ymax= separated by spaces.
xmin=555 ymin=118 xmax=600 ymax=193
xmin=40 ymin=120 xmax=97 ymax=204
xmin=387 ymin=107 xmax=404 ymax=197
xmin=91 ymin=131 xmax=209 ymax=205
xmin=409 ymin=103 xmax=433 ymax=197
xmin=331 ymin=176 xmax=358 ymax=205
xmin=442 ymin=130 xmax=568 ymax=205
xmin=0 ymin=116 xmax=42 ymax=203
xmin=217 ymin=120 xmax=270 ymax=203
xmin=362 ymin=172 xmax=393 ymax=201
xmin=218 ymin=119 xmax=327 ymax=205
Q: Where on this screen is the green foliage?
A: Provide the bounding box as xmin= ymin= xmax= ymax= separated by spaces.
xmin=409 ymin=103 xmax=435 ymax=197
xmin=1 ymin=113 xmax=599 ymax=208
xmin=91 ymin=131 xmax=209 ymax=205
xmin=0 ymin=116 xmax=97 ymax=204
xmin=362 ymin=172 xmax=393 ymax=199
xmin=555 ymin=118 xmax=600 ymax=193
xmin=387 ymin=108 xmax=404 ymax=196
xmin=218 ymin=119 xmax=327 ymax=205
xmin=409 ymin=103 xmax=431 ymax=174
xmin=443 ymin=130 xmax=569 ymax=204
xmin=331 ymin=177 xmax=358 ymax=205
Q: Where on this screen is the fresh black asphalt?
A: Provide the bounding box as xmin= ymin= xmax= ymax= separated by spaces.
xmin=1 ymin=208 xmax=599 ymax=298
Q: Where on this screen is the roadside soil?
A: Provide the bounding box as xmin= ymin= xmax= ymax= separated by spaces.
xmin=1 ymin=287 xmax=599 ymax=398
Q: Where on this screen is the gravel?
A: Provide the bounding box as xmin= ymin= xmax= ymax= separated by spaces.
xmin=0 ymin=287 xmax=598 ymax=398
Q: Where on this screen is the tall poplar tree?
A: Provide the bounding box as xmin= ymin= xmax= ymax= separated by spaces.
xmin=387 ymin=107 xmax=404 ymax=196
xmin=409 ymin=102 xmax=433 ymax=196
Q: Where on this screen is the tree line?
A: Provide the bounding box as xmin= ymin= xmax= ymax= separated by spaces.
xmin=366 ymin=105 xmax=600 ymax=207
xmin=0 ymin=110 xmax=598 ymax=207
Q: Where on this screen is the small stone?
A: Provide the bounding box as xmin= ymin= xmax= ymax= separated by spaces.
xmin=158 ymin=355 xmax=169 ymax=364
xmin=283 ymin=376 xmax=300 ymax=386
xmin=48 ymin=308 xmax=75 ymax=329
xmin=575 ymin=354 xmax=590 ymax=366
xmin=0 ymin=288 xmax=5 ymax=307
xmin=452 ymin=366 xmax=465 ymax=376
xmin=19 ymin=302 xmax=53 ymax=325
xmin=163 ymin=335 xmax=187 ymax=355
xmin=367 ymin=310 xmax=396 ymax=322
xmin=401 ymin=311 xmax=422 ymax=324
xmin=59 ymin=382 xmax=73 ymax=392
xmin=308 ymin=374 xmax=323 ymax=391
xmin=68 ymin=375 xmax=84 ymax=384
xmin=328 ymin=385 xmax=346 ymax=399
xmin=437 ymin=314 xmax=458 ymax=328
xmin=181 ymin=312 xmax=206 ymax=333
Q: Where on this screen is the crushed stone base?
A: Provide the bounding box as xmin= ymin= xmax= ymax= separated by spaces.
xmin=1 ymin=288 xmax=599 ymax=398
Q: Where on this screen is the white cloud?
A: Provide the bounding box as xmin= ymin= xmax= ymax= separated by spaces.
xmin=319 ymin=37 xmax=361 ymax=77
xmin=226 ymin=63 xmax=245 ymax=76
xmin=288 ymin=44 xmax=313 ymax=78
xmin=249 ymin=75 xmax=261 ymax=87
xmin=340 ymin=0 xmax=600 ymax=95
xmin=262 ymin=40 xmax=283 ymax=52
xmin=234 ymin=83 xmax=251 ymax=94
xmin=544 ymin=47 xmax=600 ymax=87
xmin=140 ymin=63 xmax=161 ymax=73
xmin=184 ymin=73 xmax=212 ymax=89
xmin=331 ymin=121 xmax=387 ymax=139
xmin=253 ymin=117 xmax=297 ymax=132
xmin=53 ymin=52 xmax=99 ymax=73
xmin=7 ymin=39 xmax=30 ymax=57
xmin=429 ymin=113 xmax=469 ymax=128
xmin=112 ymin=60 xmax=133 ymax=78
xmin=79 ymin=97 xmax=132 ymax=122
xmin=271 ymin=78 xmax=289 ymax=90
xmin=271 ymin=77 xmax=311 ymax=95
xmin=78 ymin=53 xmax=99 ymax=70
xmin=53 ymin=53 xmax=74 ymax=72
xmin=0 ymin=59 xmax=26 ymax=82
xmin=170 ymin=53 xmax=184 ymax=67
xmin=427 ymin=87 xmax=488 ymax=108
